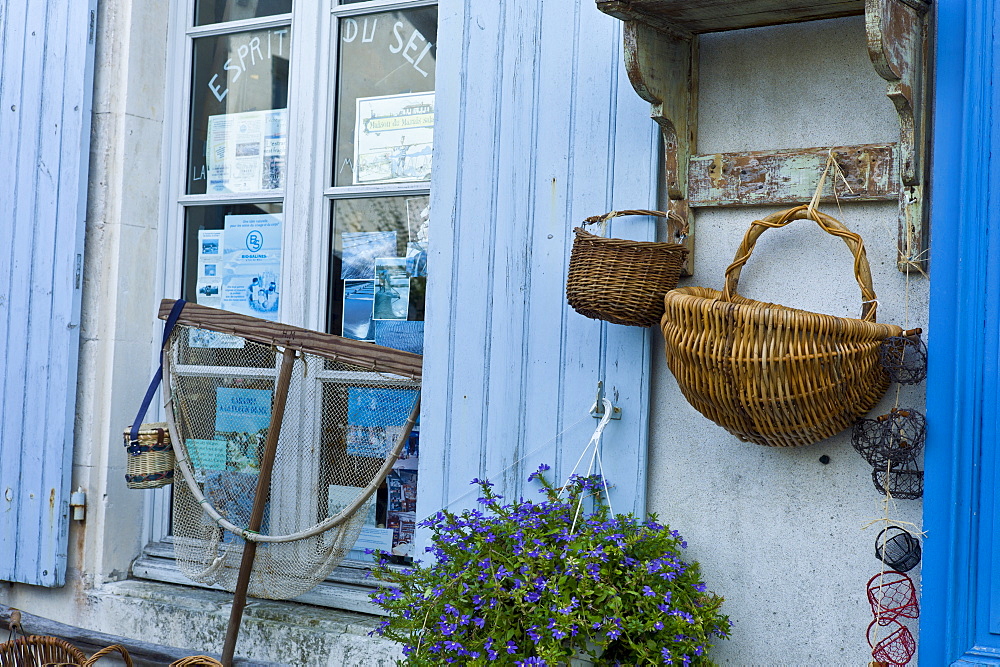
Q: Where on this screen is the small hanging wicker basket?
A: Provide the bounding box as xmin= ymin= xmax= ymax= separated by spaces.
xmin=660 ymin=205 xmax=902 ymax=447
xmin=123 ymin=422 xmax=174 ymax=489
xmin=566 ymin=209 xmax=688 ymax=327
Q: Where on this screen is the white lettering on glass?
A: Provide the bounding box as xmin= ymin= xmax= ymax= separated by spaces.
xmin=362 ymin=18 xmax=378 ymax=43
xmin=207 ymin=29 xmax=289 ymax=102
xmin=389 ymin=21 xmax=405 ymax=53
xmin=208 ymin=74 xmax=228 ymax=102
xmin=342 ymin=18 xmax=358 ymax=43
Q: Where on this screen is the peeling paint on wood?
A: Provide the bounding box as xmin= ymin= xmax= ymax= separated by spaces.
xmin=623 ymin=20 xmax=697 ymax=274
xmin=599 ymin=0 xmax=866 ymax=35
xmin=599 ymin=0 xmax=931 ymax=273
xmin=689 ymin=144 xmax=898 ymax=207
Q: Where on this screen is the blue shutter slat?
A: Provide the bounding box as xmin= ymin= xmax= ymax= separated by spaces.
xmin=419 ymin=0 xmax=658 ymax=531
xmin=0 ymin=0 xmax=97 ymax=587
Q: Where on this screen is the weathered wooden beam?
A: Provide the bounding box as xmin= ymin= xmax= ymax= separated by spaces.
xmin=599 ymin=0 xmax=932 ymax=273
xmin=688 ymin=144 xmax=898 ymax=207
xmin=158 ymin=299 xmax=422 ymax=381
xmin=865 ymin=0 xmax=931 ymax=272
xmin=0 ymin=604 xmax=274 ymax=666
xmin=623 ymin=20 xmax=697 ymax=274
xmin=599 ymin=0 xmax=864 ymax=34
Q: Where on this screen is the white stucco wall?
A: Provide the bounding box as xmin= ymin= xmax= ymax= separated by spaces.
xmin=647 ymin=16 xmax=927 ymax=665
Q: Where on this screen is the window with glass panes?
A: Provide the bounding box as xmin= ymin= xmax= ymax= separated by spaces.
xmin=168 ymin=0 xmax=435 ymax=568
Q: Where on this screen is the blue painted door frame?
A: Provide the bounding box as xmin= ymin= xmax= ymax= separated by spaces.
xmin=921 ymin=0 xmax=1000 ymax=662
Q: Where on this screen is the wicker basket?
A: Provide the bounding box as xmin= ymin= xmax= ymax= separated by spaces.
xmin=123 ymin=422 xmax=175 ymax=489
xmin=660 ymin=205 xmax=902 ymax=447
xmin=0 ymin=635 xmax=87 ymax=666
xmin=566 ymin=209 xmax=688 ymax=327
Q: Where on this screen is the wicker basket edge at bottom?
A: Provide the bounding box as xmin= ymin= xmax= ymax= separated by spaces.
xmin=660 ymin=286 xmax=902 ymax=447
xmin=566 ymin=228 xmax=688 ymax=328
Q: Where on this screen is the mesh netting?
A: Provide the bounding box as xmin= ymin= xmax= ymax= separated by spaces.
xmin=866 ymin=571 xmax=919 ymax=625
xmin=875 ymin=526 xmax=922 ymax=573
xmin=879 ymin=333 xmax=928 ymax=385
xmin=852 ymin=409 xmax=926 ymax=468
xmin=164 ymin=324 xmax=419 ymax=600
xmin=867 ymin=618 xmax=916 ymax=666
xmin=872 ymin=461 xmax=924 ymax=500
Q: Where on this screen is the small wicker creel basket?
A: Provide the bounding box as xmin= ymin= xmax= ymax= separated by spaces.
xmin=123 ymin=422 xmax=175 ymax=489
xmin=660 ymin=205 xmax=902 ymax=447
xmin=566 ymin=209 xmax=688 ymax=327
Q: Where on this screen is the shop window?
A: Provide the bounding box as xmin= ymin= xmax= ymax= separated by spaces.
xmin=146 ymin=0 xmax=436 ymax=602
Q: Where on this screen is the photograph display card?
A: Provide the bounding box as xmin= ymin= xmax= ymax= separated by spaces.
xmin=374 ymin=320 xmax=424 ymax=355
xmin=374 ymin=258 xmax=410 ymax=320
xmin=345 ymin=387 xmax=417 ymax=457
xmin=342 ymin=280 xmax=375 ymax=341
xmin=341 ymin=231 xmax=396 ymax=280
xmin=354 ymin=93 xmax=434 ymax=184
xmin=196 ymin=229 xmax=223 ymax=309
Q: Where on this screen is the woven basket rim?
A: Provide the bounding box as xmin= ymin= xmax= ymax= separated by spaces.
xmin=126 ymin=422 xmax=169 ymax=433
xmin=665 ymin=286 xmax=902 ymax=337
xmin=572 ymin=226 xmax=687 ymax=251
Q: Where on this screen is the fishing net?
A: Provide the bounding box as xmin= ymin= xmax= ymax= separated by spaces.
xmin=163 ymin=317 xmax=420 ymax=601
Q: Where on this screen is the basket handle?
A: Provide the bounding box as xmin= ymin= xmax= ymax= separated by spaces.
xmin=582 ymin=209 xmax=689 ymax=237
xmin=127 ymin=299 xmax=187 ymax=448
xmin=720 ymin=205 xmax=879 ymax=322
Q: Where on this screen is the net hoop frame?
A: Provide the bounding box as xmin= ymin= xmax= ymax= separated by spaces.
xmin=162 ymin=346 xmax=420 ymax=544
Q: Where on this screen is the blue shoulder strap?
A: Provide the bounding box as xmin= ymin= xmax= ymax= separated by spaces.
xmin=128 ymin=300 xmax=187 ymax=444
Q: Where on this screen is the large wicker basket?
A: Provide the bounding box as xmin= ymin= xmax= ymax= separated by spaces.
xmin=566 ymin=209 xmax=688 ymax=327
xmin=660 ymin=206 xmax=902 ymax=447
xmin=123 ymin=422 xmax=174 ymax=489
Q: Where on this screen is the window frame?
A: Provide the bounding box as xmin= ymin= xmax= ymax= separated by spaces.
xmin=143 ymin=0 xmax=437 ymax=609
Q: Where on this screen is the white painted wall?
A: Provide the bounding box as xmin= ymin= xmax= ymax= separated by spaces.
xmin=647 ymin=16 xmax=927 ymax=665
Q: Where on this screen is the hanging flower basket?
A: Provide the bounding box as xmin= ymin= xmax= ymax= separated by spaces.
xmin=660 ymin=205 xmax=902 ymax=447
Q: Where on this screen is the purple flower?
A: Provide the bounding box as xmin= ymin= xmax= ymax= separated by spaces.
xmin=506 ymin=640 xmax=519 ymax=654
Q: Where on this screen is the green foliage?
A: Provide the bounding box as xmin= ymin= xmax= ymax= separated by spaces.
xmin=369 ymin=466 xmax=730 ymax=665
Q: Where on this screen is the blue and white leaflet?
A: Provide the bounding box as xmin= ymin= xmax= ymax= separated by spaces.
xmin=221 ymin=213 xmax=283 ymax=320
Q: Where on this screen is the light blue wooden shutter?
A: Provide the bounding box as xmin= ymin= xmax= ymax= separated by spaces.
xmin=419 ymin=1 xmax=659 ymax=526
xmin=0 ymin=0 xmax=98 ymax=587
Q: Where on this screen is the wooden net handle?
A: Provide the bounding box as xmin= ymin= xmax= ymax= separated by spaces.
xmin=721 ymin=205 xmax=879 ymax=322
xmin=581 ymin=209 xmax=689 ymax=237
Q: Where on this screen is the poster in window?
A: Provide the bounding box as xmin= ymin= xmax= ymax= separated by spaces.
xmin=191 ymin=229 xmax=246 ymax=348
xmin=220 ymin=213 xmax=282 ymax=320
xmin=214 ymin=387 xmax=271 ymax=473
xmin=206 ymin=109 xmax=287 ymax=194
xmin=354 ymin=92 xmax=434 ymax=184
xmin=404 ymin=196 xmax=429 ymax=278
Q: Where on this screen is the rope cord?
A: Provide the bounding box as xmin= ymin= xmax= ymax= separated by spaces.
xmin=419 ymin=411 xmax=597 ymax=524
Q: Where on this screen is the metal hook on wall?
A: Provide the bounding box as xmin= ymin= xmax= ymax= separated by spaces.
xmin=590 ymin=381 xmax=622 ymax=420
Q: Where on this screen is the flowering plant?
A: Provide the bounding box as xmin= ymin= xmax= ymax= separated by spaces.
xmin=369 ymin=465 xmax=730 ymax=665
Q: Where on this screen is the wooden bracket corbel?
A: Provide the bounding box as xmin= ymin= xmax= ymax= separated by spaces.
xmin=622 ymin=20 xmax=697 ymax=275
xmin=866 ymin=0 xmax=931 ymax=273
